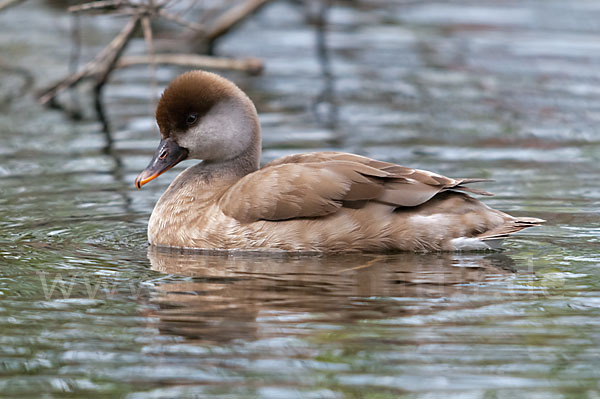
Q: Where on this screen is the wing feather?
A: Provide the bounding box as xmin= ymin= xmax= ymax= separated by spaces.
xmin=222 ymin=152 xmax=494 ymax=223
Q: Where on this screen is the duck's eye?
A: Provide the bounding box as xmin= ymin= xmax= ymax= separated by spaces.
xmin=185 ymin=112 xmax=198 ymax=126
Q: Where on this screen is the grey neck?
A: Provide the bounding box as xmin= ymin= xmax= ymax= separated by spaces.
xmin=200 ymin=140 xmax=261 ymax=180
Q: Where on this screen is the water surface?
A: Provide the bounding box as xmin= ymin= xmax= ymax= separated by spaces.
xmin=1 ymin=1 xmax=599 ymax=398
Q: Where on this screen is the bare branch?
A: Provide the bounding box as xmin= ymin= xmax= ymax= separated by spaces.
xmin=141 ymin=15 xmax=155 ymax=65
xmin=39 ymin=0 xmax=268 ymax=107
xmin=205 ymin=0 xmax=272 ymax=43
xmin=94 ymin=14 xmax=141 ymax=88
xmin=68 ymin=0 xmax=129 ymax=13
xmin=141 ymin=14 xmax=158 ymax=102
xmin=157 ymin=9 xmax=206 ymax=32
xmin=116 ymin=53 xmax=264 ymax=75
xmin=39 ymin=14 xmax=140 ymax=104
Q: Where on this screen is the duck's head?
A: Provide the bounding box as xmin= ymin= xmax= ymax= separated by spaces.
xmin=135 ymin=70 xmax=260 ymax=188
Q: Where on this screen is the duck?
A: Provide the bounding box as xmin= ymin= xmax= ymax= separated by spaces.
xmin=134 ymin=70 xmax=544 ymax=252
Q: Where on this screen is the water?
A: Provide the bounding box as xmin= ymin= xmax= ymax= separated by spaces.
xmin=1 ymin=1 xmax=599 ymax=398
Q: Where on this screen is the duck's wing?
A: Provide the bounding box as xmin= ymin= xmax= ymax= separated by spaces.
xmin=221 ymin=154 xmax=493 ymax=223
xmin=265 ymin=151 xmax=494 ymax=197
xmin=220 ymin=160 xmax=386 ymax=223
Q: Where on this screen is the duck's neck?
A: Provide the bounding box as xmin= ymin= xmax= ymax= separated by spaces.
xmin=201 ymin=93 xmax=262 ymax=180
xmin=163 ymin=142 xmax=260 ymax=205
xmin=200 ymin=141 xmax=261 ymax=180
xmin=194 ymin=113 xmax=262 ymax=182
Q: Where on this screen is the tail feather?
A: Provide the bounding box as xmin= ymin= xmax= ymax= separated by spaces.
xmin=514 ymin=216 xmax=546 ymax=225
xmin=457 ymin=178 xmax=495 ymax=184
xmin=451 ymin=178 xmax=495 ymax=197
xmin=452 ymin=185 xmax=494 ymax=196
xmin=477 ymin=216 xmax=546 ymax=240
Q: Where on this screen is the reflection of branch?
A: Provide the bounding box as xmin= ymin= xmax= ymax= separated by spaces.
xmin=0 ymin=64 xmax=34 ymax=104
xmin=116 ymin=54 xmax=263 ymax=74
xmin=68 ymin=12 xmax=82 ymax=115
xmin=337 ymin=255 xmax=384 ymax=274
xmin=311 ymin=0 xmax=337 ymax=129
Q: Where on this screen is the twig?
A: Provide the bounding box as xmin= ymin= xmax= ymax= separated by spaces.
xmin=93 ymin=13 xmax=140 ymax=132
xmin=68 ymin=0 xmax=128 ymax=13
xmin=205 ymin=0 xmax=272 ymax=44
xmin=39 ymin=0 xmax=268 ymax=106
xmin=94 ymin=14 xmax=140 ymax=89
xmin=157 ymin=8 xmax=206 ymax=32
xmin=141 ymin=14 xmax=157 ymax=102
xmin=39 ymin=52 xmax=105 ymax=104
xmin=115 ymin=53 xmax=264 ymax=75
xmin=198 ymin=0 xmax=235 ymax=25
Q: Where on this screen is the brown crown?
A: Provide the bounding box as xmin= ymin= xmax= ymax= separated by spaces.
xmin=155 ymin=71 xmax=240 ymax=137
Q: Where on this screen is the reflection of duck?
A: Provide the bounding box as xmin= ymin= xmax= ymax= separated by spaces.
xmin=135 ymin=71 xmax=544 ymax=252
xmin=147 ymin=247 xmax=519 ymax=343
